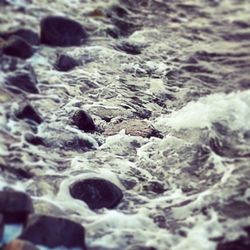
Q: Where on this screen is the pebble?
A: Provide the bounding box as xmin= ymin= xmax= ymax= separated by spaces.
xmin=0 ymin=28 xmax=39 ymax=45
xmin=0 ymin=190 xmax=34 ymax=224
xmin=19 ymin=215 xmax=87 ymax=249
xmin=55 ymin=54 xmax=79 ymax=71
xmin=72 ymin=109 xmax=96 ymax=132
xmin=6 ymin=72 xmax=39 ymax=94
xmin=69 ymin=178 xmax=123 ymax=209
xmin=15 ymin=104 xmax=43 ymax=124
xmin=3 ymin=36 xmax=34 ymax=59
xmin=3 ymin=239 xmax=39 ymax=250
xmin=40 ymin=16 xmax=88 ymax=47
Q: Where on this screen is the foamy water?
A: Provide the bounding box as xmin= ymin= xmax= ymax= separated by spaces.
xmin=1 ymin=0 xmax=250 ymax=249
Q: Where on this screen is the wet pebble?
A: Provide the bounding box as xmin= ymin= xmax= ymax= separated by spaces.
xmin=40 ymin=16 xmax=88 ymax=47
xmin=3 ymin=239 xmax=39 ymax=250
xmin=19 ymin=215 xmax=87 ymax=249
xmin=0 ymin=28 xmax=39 ymax=45
xmin=69 ymin=178 xmax=123 ymax=209
xmin=72 ymin=109 xmax=96 ymax=132
xmin=6 ymin=72 xmax=39 ymax=94
xmin=0 ymin=190 xmax=33 ymax=224
xmin=55 ymin=54 xmax=79 ymax=71
xmin=15 ymin=104 xmax=43 ymax=124
xmin=2 ymin=36 xmax=34 ymax=59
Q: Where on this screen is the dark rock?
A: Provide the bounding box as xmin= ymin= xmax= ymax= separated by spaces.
xmin=6 ymin=72 xmax=39 ymax=94
xmin=55 ymin=54 xmax=79 ymax=71
xmin=0 ymin=190 xmax=34 ymax=224
xmin=15 ymin=104 xmax=43 ymax=124
xmin=69 ymin=178 xmax=123 ymax=209
xmin=19 ymin=215 xmax=87 ymax=249
xmin=24 ymin=133 xmax=44 ymax=146
xmin=0 ymin=28 xmax=39 ymax=45
xmin=72 ymin=110 xmax=96 ymax=132
xmin=111 ymin=17 xmax=136 ymax=37
xmin=0 ymin=214 xmax=3 ymax=241
xmin=115 ymin=41 xmax=141 ymax=55
xmin=40 ymin=16 xmax=88 ymax=47
xmin=107 ymin=5 xmax=128 ymax=18
xmin=3 ymin=239 xmax=39 ymax=250
xmin=3 ymin=36 xmax=34 ymax=59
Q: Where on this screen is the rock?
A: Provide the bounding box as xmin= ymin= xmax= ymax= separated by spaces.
xmin=103 ymin=119 xmax=161 ymax=138
xmin=3 ymin=239 xmax=39 ymax=250
xmin=24 ymin=133 xmax=44 ymax=146
xmin=0 ymin=214 xmax=3 ymax=242
xmin=69 ymin=178 xmax=123 ymax=209
xmin=3 ymin=36 xmax=34 ymax=59
xmin=6 ymin=72 xmax=39 ymax=94
xmin=55 ymin=54 xmax=79 ymax=71
xmin=19 ymin=215 xmax=87 ymax=249
xmin=72 ymin=110 xmax=96 ymax=132
xmin=0 ymin=190 xmax=34 ymax=223
xmin=40 ymin=16 xmax=88 ymax=47
xmin=0 ymin=28 xmax=39 ymax=45
xmin=126 ymin=246 xmax=157 ymax=250
xmin=115 ymin=41 xmax=141 ymax=55
xmin=15 ymin=104 xmax=43 ymax=124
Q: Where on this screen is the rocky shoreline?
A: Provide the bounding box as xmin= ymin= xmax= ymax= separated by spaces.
xmin=1 ymin=0 xmax=250 ymax=249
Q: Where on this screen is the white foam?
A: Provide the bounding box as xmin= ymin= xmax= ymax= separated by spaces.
xmin=155 ymin=90 xmax=250 ymax=131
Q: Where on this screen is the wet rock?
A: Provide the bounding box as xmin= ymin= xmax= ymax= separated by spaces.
xmin=72 ymin=110 xmax=96 ymax=132
xmin=0 ymin=214 xmax=3 ymax=241
xmin=126 ymin=246 xmax=157 ymax=250
xmin=55 ymin=54 xmax=79 ymax=71
xmin=19 ymin=215 xmax=87 ymax=249
xmin=115 ymin=41 xmax=141 ymax=55
xmin=111 ymin=17 xmax=136 ymax=37
xmin=0 ymin=190 xmax=34 ymax=223
xmin=217 ymin=233 xmax=250 ymax=250
xmin=40 ymin=16 xmax=87 ymax=47
xmin=6 ymin=72 xmax=39 ymax=94
xmin=103 ymin=119 xmax=161 ymax=138
xmin=0 ymin=28 xmax=39 ymax=45
xmin=15 ymin=104 xmax=43 ymax=124
xmin=24 ymin=133 xmax=44 ymax=146
xmin=3 ymin=36 xmax=34 ymax=59
xmin=70 ymin=178 xmax=123 ymax=209
xmin=3 ymin=239 xmax=39 ymax=250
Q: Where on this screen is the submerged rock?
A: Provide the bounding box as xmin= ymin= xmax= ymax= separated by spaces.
xmin=3 ymin=239 xmax=39 ymax=250
xmin=69 ymin=178 xmax=123 ymax=209
xmin=24 ymin=133 xmax=44 ymax=146
xmin=0 ymin=28 xmax=39 ymax=45
xmin=0 ymin=190 xmax=34 ymax=223
xmin=72 ymin=110 xmax=96 ymax=132
xmin=19 ymin=215 xmax=87 ymax=249
xmin=40 ymin=16 xmax=88 ymax=47
xmin=15 ymin=104 xmax=43 ymax=124
xmin=3 ymin=36 xmax=34 ymax=59
xmin=6 ymin=72 xmax=39 ymax=94
xmin=55 ymin=54 xmax=79 ymax=71
xmin=115 ymin=41 xmax=141 ymax=55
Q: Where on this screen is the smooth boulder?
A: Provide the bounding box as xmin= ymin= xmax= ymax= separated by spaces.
xmin=19 ymin=215 xmax=87 ymax=249
xmin=55 ymin=54 xmax=79 ymax=71
xmin=6 ymin=72 xmax=39 ymax=94
xmin=40 ymin=16 xmax=87 ymax=46
xmin=0 ymin=28 xmax=39 ymax=45
xmin=72 ymin=110 xmax=96 ymax=132
xmin=0 ymin=190 xmax=33 ymax=224
xmin=69 ymin=178 xmax=123 ymax=209
xmin=3 ymin=36 xmax=34 ymax=59
xmin=15 ymin=104 xmax=43 ymax=124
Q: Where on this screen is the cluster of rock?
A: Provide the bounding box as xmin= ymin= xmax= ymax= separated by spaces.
xmin=0 ymin=177 xmax=123 ymax=249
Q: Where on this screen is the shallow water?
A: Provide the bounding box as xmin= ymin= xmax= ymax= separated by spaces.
xmin=0 ymin=0 xmax=250 ymax=249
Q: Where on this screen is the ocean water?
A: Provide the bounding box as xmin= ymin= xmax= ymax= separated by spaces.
xmin=0 ymin=0 xmax=250 ymax=249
